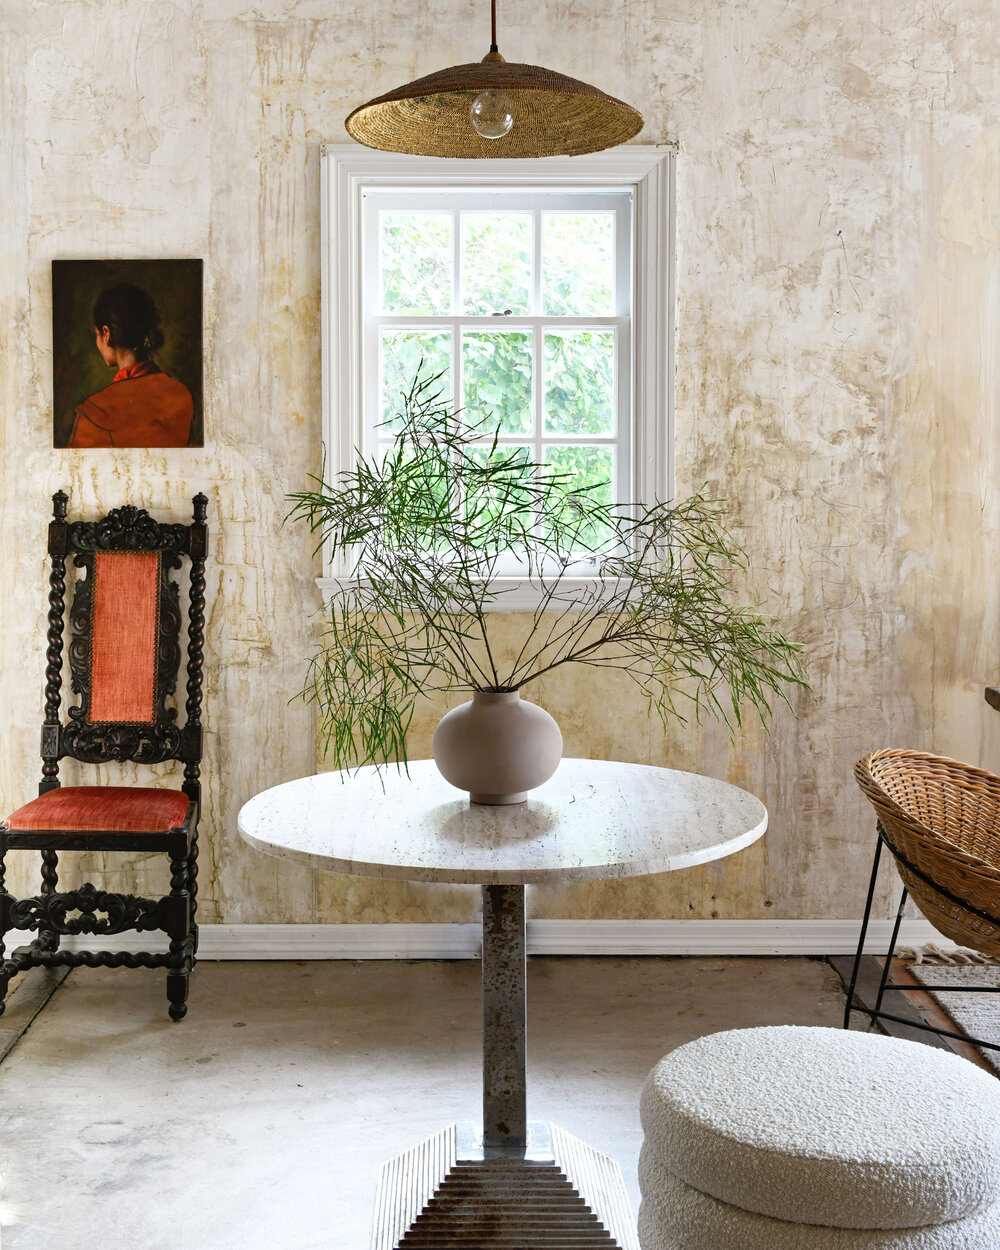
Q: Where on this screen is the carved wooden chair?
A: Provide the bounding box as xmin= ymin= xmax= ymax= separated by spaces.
xmin=0 ymin=491 xmax=207 ymax=1020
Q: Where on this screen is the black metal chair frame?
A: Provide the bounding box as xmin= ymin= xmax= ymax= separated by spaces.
xmin=0 ymin=491 xmax=208 ymax=1021
xmin=843 ymin=821 xmax=1000 ymax=1052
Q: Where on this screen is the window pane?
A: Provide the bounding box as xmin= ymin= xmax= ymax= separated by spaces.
xmin=543 ymin=330 xmax=615 ymax=436
xmin=461 ymin=213 xmax=532 ymax=315
xmin=380 ymin=212 xmax=452 ymax=314
xmin=544 ymin=445 xmax=614 ymax=548
xmin=465 ymin=444 xmax=533 ymax=541
xmin=542 ymin=212 xmax=614 ymax=316
xmin=379 ymin=329 xmax=452 ymax=430
xmin=463 ymin=330 xmax=533 ymax=437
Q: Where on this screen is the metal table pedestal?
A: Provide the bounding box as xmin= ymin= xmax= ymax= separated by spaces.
xmin=372 ymin=884 xmax=639 ymax=1250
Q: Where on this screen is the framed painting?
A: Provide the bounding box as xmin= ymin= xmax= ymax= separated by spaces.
xmin=52 ymin=258 xmax=203 ymax=449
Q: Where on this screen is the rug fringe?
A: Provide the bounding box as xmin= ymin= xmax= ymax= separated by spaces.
xmin=898 ymin=942 xmax=1000 ymax=965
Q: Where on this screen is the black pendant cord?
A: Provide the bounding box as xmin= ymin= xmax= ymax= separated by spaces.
xmin=489 ymin=0 xmax=499 ymax=53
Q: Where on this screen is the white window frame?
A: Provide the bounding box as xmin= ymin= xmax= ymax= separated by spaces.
xmin=319 ymin=143 xmax=676 ymax=611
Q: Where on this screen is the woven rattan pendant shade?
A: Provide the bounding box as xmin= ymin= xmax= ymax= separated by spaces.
xmin=345 ymin=25 xmax=644 ymax=158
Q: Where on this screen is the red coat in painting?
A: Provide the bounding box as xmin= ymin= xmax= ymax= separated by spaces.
xmin=68 ymin=362 xmax=194 ymax=448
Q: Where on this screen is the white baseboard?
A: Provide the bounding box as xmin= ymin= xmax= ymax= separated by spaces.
xmin=58 ymin=917 xmax=953 ymax=960
xmin=525 ymin=919 xmax=950 ymax=957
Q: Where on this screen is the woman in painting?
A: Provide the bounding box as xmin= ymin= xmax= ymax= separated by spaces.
xmin=68 ymin=283 xmax=194 ymax=448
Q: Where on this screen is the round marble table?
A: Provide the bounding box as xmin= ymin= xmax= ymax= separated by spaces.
xmin=238 ymin=759 xmax=767 ymax=1250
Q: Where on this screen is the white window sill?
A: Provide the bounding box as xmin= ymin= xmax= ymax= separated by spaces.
xmin=316 ymin=575 xmax=610 ymax=613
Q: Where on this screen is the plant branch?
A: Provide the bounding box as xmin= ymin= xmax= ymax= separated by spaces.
xmin=287 ymin=367 xmax=807 ymax=771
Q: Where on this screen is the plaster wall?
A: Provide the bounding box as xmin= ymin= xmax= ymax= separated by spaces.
xmin=0 ymin=0 xmax=997 ymax=926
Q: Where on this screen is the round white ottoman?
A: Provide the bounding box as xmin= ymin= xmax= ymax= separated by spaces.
xmin=639 ymin=1026 xmax=1000 ymax=1250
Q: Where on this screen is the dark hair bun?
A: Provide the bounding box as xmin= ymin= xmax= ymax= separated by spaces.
xmin=92 ymin=283 xmax=165 ymax=355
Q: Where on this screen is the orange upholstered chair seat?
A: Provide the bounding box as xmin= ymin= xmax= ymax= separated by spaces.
xmin=4 ymin=786 xmax=191 ymax=833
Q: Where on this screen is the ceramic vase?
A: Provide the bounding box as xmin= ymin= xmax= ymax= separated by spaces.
xmin=432 ymin=689 xmax=562 ymax=805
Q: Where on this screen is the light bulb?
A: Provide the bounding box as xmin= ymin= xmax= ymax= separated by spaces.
xmin=470 ymin=90 xmax=514 ymax=139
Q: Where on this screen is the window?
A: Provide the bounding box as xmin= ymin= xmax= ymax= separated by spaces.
xmin=364 ymin=188 xmax=631 ymax=522
xmin=321 ymin=145 xmax=675 ymax=607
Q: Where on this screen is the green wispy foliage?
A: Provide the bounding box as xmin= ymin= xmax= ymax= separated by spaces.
xmin=287 ymin=372 xmax=807 ymax=770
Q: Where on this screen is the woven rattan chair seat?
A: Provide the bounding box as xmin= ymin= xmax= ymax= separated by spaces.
xmin=855 ymin=749 xmax=1000 ymax=955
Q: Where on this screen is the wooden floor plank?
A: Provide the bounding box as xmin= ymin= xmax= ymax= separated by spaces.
xmin=828 ymin=954 xmax=994 ymax=1072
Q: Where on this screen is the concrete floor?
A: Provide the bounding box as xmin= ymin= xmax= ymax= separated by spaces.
xmin=0 ymin=956 xmax=847 ymax=1250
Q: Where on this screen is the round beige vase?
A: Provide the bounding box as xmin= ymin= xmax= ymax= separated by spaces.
xmin=432 ymin=689 xmax=563 ymax=805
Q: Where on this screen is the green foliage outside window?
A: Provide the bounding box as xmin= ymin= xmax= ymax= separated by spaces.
xmin=463 ymin=331 xmax=532 ymax=436
xmin=462 ymin=213 xmax=531 ymax=314
xmin=380 ymin=212 xmax=451 ymax=315
xmin=543 ymin=330 xmax=614 ymax=436
xmin=377 ymin=212 xmax=618 ymax=507
xmin=541 ymin=212 xmax=614 ymax=316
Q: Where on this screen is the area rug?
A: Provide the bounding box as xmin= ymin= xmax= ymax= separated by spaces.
xmin=905 ymin=949 xmax=1000 ymax=1074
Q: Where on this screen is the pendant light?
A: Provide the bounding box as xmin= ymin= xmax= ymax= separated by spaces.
xmin=345 ymin=0 xmax=644 ymax=159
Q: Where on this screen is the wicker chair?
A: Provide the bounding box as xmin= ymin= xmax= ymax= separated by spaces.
xmin=843 ymin=748 xmax=1000 ymax=1049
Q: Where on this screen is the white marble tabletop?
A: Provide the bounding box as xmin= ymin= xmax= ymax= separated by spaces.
xmin=237 ymin=759 xmax=767 ymax=885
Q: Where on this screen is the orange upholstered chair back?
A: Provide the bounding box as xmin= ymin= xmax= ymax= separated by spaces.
xmin=41 ymin=493 xmax=208 ymax=788
xmin=88 ymin=551 xmax=161 ymax=724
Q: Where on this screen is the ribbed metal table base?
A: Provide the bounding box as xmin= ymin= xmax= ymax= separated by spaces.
xmin=372 ymin=884 xmax=637 ymax=1248
xmin=372 ymin=1122 xmax=639 ymax=1250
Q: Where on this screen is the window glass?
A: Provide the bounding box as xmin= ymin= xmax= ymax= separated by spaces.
xmin=362 ymin=188 xmax=633 ymax=547
xmin=380 ymin=212 xmax=452 ymax=315
xmin=379 ymin=328 xmax=452 ymax=429
xmin=461 ymin=213 xmax=532 ymax=316
xmin=544 ymin=445 xmax=615 ymax=548
xmin=542 ymin=212 xmax=614 ymax=316
xmin=543 ymin=329 xmax=615 ymax=437
xmin=463 ymin=330 xmax=533 ymax=437
xmin=465 ymin=444 xmax=533 ymax=538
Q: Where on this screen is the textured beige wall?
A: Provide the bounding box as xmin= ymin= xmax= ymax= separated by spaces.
xmin=1 ymin=1 xmax=997 ymax=926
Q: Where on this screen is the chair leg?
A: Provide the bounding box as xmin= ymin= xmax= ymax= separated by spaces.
xmin=873 ymin=886 xmax=908 ymax=1018
xmin=166 ymin=970 xmax=189 ymax=1021
xmin=844 ymin=834 xmax=884 ymax=1029
xmin=166 ymin=848 xmax=191 ymax=1021
xmin=38 ymin=849 xmax=61 ymax=953
xmin=0 ymin=848 xmax=9 ymax=1017
xmin=189 ymin=831 xmax=200 ymax=956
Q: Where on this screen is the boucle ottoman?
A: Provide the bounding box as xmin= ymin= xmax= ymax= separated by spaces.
xmin=638 ymin=1026 xmax=1000 ymax=1250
